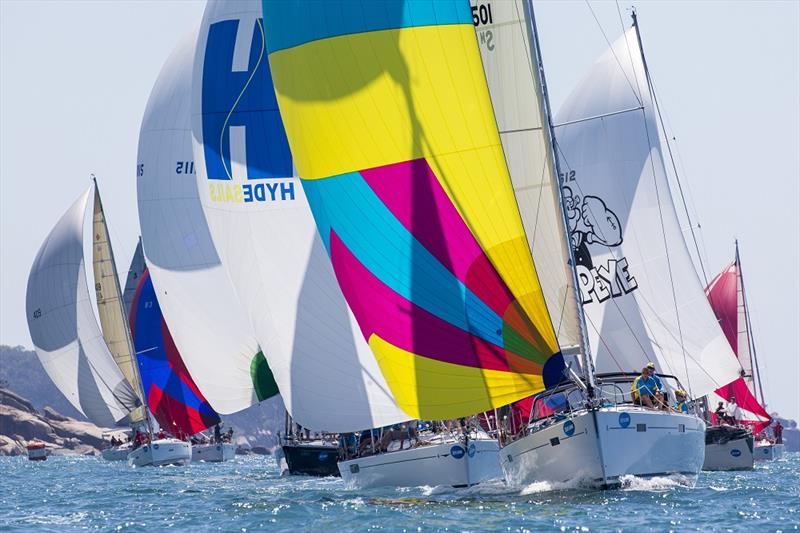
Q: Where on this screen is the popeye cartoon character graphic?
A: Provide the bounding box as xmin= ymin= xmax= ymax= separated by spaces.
xmin=562 ymin=186 xmax=623 ymax=268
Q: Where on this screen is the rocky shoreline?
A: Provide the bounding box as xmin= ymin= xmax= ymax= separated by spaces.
xmin=0 ymin=388 xmax=108 ymax=457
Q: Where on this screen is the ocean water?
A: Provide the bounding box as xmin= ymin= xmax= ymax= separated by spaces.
xmin=1 ymin=453 xmax=797 ymax=532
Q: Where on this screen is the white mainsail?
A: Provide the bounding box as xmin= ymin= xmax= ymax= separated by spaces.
xmin=26 ymin=186 xmax=140 ymax=427
xmin=553 ymin=27 xmax=741 ymax=396
xmin=190 ymin=0 xmax=409 ymax=431
xmin=122 ymin=237 xmax=145 ymax=315
xmin=472 ymin=0 xmax=581 ymax=353
xmin=92 ymin=184 xmax=148 ymax=425
xmin=137 ymin=29 xmax=278 ymax=414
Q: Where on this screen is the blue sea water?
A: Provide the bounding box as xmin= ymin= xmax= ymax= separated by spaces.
xmin=1 ymin=453 xmax=797 ymax=532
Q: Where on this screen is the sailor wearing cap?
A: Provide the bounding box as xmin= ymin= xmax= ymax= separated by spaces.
xmin=674 ymin=389 xmax=689 ymax=414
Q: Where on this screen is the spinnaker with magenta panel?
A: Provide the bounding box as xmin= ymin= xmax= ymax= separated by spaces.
xmin=191 ymin=0 xmax=410 ymax=436
xmin=703 ymin=242 xmax=773 ymax=470
xmin=262 ymin=0 xmax=566 ymax=488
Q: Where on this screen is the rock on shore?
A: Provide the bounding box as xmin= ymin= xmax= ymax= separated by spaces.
xmin=0 ymin=388 xmax=108 ymax=456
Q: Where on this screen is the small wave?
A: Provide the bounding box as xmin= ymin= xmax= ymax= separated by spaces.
xmin=619 ymin=473 xmax=695 ymax=491
xmin=419 ymin=478 xmax=512 ymax=497
xmin=520 ymin=477 xmax=589 ymax=494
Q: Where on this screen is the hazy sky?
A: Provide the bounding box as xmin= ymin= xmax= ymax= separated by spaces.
xmin=1 ymin=1 xmax=798 ymax=420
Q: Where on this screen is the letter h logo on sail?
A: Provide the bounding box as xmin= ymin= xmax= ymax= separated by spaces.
xmin=201 ymin=15 xmax=292 ymax=181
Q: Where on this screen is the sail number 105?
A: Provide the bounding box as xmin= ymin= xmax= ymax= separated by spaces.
xmin=472 ymin=3 xmax=493 ymax=27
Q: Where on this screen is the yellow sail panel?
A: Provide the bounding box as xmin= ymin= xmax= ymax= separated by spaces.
xmin=264 ymin=1 xmax=564 ymax=419
xmin=92 ymin=188 xmax=147 ymax=424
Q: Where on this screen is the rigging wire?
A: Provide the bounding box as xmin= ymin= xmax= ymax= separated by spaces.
xmin=584 ymin=0 xmax=643 ymax=107
xmin=646 ymin=76 xmax=711 ymax=286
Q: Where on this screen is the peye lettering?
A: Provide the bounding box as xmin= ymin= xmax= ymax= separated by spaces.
xmin=563 ymin=177 xmax=638 ymax=305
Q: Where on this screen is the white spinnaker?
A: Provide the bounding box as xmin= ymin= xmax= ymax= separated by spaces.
xmin=137 ymin=29 xmax=274 ymax=414
xmin=553 ymin=27 xmax=740 ymax=396
xmin=191 ymin=0 xmax=409 ymax=431
xmin=26 ymin=186 xmax=139 ymax=427
xmin=472 ymin=0 xmax=580 ymax=352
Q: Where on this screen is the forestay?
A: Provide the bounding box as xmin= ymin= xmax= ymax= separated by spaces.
xmin=26 ymin=186 xmax=139 ymax=427
xmin=191 ymin=0 xmax=409 ymax=431
xmin=471 ymin=0 xmax=581 ymax=353
xmin=137 ymin=28 xmax=278 ymax=414
xmin=553 ymin=27 xmax=740 ymax=396
xmin=263 ymin=0 xmax=566 ymax=420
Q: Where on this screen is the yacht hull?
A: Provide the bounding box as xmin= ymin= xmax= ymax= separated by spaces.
xmin=281 ymin=443 xmax=340 ymax=477
xmin=101 ymin=445 xmax=131 ymax=461
xmin=703 ymin=427 xmax=753 ymax=471
xmin=192 ymin=442 xmax=235 ymax=463
xmin=338 ymin=437 xmax=501 ymax=489
xmin=754 ymin=443 xmax=785 ymax=461
xmin=127 ymin=439 xmax=191 ymax=467
xmin=501 ymin=407 xmax=705 ymax=489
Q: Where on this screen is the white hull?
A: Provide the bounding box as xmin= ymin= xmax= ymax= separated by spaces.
xmin=501 ymin=407 xmax=705 ymax=488
xmin=127 ymin=439 xmax=191 ymax=467
xmin=27 ymin=447 xmax=48 ymax=461
xmin=703 ymin=438 xmax=754 ymax=471
xmin=754 ymin=443 xmax=785 ymax=461
xmin=101 ymin=443 xmax=132 ymax=461
xmin=339 ymin=437 xmax=501 ymax=489
xmin=191 ymin=442 xmax=235 ymax=462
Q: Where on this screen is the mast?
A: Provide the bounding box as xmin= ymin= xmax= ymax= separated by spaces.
xmin=736 ymin=241 xmax=767 ymax=406
xmin=522 ymin=0 xmax=596 ymax=392
xmin=92 ymin=176 xmax=152 ymax=434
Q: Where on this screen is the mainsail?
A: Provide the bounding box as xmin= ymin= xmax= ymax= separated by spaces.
xmin=137 ymin=28 xmax=278 ymax=414
xmin=263 ymin=0 xmax=565 ymax=419
xmin=122 ymin=236 xmax=145 ymax=315
xmin=553 ymin=26 xmax=741 ymax=396
xmin=191 ymin=0 xmax=410 ymax=431
xmin=471 ymin=0 xmax=581 ymax=354
xmin=705 ymin=252 xmax=770 ymax=432
xmin=92 ymin=182 xmax=148 ymax=424
xmin=26 ymin=186 xmax=139 ymax=427
xmin=127 ymin=266 xmax=221 ymax=437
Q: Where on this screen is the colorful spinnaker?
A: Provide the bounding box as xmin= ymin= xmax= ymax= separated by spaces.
xmin=191 ymin=0 xmax=410 ymax=431
xmin=137 ymin=28 xmax=278 ymax=414
xmin=127 ymin=262 xmax=221 ymax=438
xmin=26 ymin=185 xmax=140 ymax=427
xmin=554 ymin=27 xmax=741 ymax=396
xmin=263 ymin=0 xmax=566 ymax=420
xmin=705 ymin=246 xmax=771 ymax=433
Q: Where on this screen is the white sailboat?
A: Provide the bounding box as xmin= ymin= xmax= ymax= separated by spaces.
xmin=91 ymin=182 xmax=191 ymax=467
xmin=26 ymin=188 xmax=141 ymax=431
xmin=25 ymin=181 xmax=190 ymax=466
xmin=497 ymin=5 xmax=742 ymax=488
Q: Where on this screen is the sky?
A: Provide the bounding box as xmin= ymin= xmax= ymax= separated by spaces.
xmin=1 ymin=0 xmax=798 ymax=421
